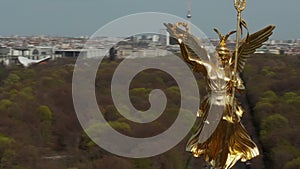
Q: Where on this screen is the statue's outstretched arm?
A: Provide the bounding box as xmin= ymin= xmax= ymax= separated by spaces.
xmin=164 ymin=23 xmax=209 ymax=75
xmin=177 ymin=39 xmax=209 ymax=75
xmin=178 ymin=39 xmax=197 ymax=65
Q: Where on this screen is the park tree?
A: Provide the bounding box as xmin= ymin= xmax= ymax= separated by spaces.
xmin=36 ymin=105 xmax=53 ymax=142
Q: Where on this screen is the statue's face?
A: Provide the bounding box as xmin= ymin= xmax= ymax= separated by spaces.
xmin=218 ymin=53 xmax=230 ymax=67
xmin=217 ymin=48 xmax=230 ymax=67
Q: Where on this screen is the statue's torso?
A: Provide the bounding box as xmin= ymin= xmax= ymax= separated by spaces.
xmin=206 ymin=66 xmax=231 ymax=93
xmin=204 ymin=65 xmax=232 ymax=106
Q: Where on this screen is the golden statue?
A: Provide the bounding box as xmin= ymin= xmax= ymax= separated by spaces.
xmin=164 ymin=0 xmax=275 ymax=168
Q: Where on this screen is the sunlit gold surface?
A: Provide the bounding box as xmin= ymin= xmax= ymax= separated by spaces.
xmin=234 ymin=0 xmax=247 ymax=12
xmin=164 ymin=9 xmax=275 ymax=169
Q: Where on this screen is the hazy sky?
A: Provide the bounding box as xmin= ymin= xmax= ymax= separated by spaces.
xmin=1 ymin=0 xmax=299 ymax=39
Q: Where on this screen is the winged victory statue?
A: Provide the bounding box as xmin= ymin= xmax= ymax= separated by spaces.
xmin=164 ymin=1 xmax=275 ymax=168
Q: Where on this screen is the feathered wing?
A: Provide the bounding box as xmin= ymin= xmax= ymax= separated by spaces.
xmin=231 ymin=25 xmax=276 ymax=73
xmin=164 ymin=23 xmax=210 ymax=74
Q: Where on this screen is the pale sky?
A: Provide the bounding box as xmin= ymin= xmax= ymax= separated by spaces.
xmin=1 ymin=0 xmax=299 ymax=39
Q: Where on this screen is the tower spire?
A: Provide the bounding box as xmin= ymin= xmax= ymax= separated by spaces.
xmin=186 ymin=0 xmax=192 ymax=33
xmin=186 ymin=0 xmax=192 ymax=22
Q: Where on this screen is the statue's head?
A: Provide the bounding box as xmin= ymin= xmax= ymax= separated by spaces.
xmin=214 ymin=28 xmax=236 ymax=65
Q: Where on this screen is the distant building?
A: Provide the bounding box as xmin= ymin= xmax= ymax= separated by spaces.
xmin=55 ymin=49 xmax=106 ymax=58
xmin=0 ymin=46 xmax=10 ymax=65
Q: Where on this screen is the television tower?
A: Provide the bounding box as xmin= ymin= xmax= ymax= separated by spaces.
xmin=186 ymin=0 xmax=192 ymax=32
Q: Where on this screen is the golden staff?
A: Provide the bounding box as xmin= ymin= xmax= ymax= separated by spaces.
xmin=231 ymin=0 xmax=246 ymax=112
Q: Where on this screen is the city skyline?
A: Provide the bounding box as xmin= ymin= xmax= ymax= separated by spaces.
xmin=1 ymin=0 xmax=299 ymax=40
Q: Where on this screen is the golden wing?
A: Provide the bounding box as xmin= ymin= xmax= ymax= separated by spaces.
xmin=164 ymin=23 xmax=209 ymax=75
xmin=231 ymin=25 xmax=275 ymax=73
